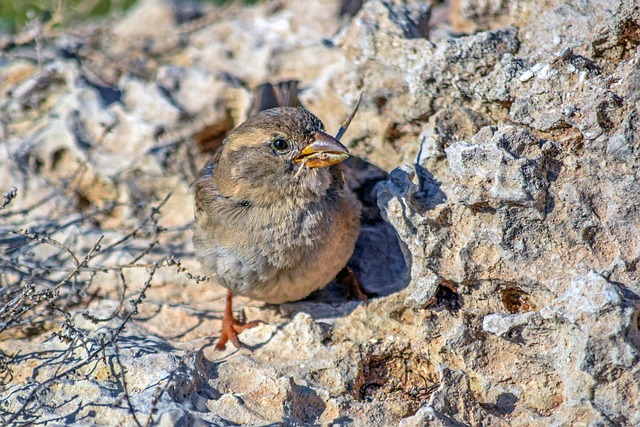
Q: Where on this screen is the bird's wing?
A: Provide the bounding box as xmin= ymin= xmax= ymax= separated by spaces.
xmin=193 ymin=148 xmax=248 ymax=226
xmin=193 ymin=158 xmax=221 ymax=224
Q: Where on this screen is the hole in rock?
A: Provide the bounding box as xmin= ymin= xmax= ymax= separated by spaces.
xmin=385 ymin=122 xmax=404 ymax=143
xmin=430 ymin=281 xmax=461 ymax=312
xmin=76 ymin=191 xmax=92 ymax=211
xmin=596 ymin=102 xmax=616 ymax=131
xmin=19 ymin=152 xmax=44 ymax=174
xmin=50 ymin=148 xmax=68 ymax=171
xmin=354 ymin=350 xmax=438 ymax=417
xmin=374 ymin=95 xmax=388 ymax=111
xmin=501 ymin=287 xmax=536 ymax=314
xmin=627 ymin=310 xmax=640 ymax=351
xmin=82 ymin=78 xmax=123 ymax=106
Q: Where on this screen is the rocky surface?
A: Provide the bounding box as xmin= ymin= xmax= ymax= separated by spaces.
xmin=1 ymin=0 xmax=639 ymax=425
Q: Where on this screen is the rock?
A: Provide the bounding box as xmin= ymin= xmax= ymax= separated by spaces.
xmin=398 ymin=406 xmax=447 ymax=427
xmin=120 ymin=76 xmax=182 ymax=125
xmin=450 ymin=0 xmax=640 ymax=62
xmin=482 ymin=312 xmax=538 ymax=338
xmin=377 ymin=165 xmax=448 ymax=302
xmin=445 ymin=125 xmax=551 ymax=213
xmin=112 ymin=0 xmax=175 ymax=41
xmin=404 ymin=268 xmax=441 ymax=309
xmin=338 ymin=1 xmax=519 ymax=123
xmin=427 ymin=367 xmax=498 ymax=426
xmin=552 ymin=271 xmax=640 ymax=382
xmin=0 ymin=313 xmax=215 ymax=426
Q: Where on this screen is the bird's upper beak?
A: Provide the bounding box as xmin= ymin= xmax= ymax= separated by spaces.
xmin=294 ymin=132 xmax=349 ymax=168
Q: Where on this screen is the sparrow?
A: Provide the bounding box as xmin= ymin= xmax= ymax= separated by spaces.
xmin=193 ymin=101 xmax=362 ymax=350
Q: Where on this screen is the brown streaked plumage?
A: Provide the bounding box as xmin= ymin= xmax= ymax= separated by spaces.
xmin=193 ymin=106 xmax=361 ymax=350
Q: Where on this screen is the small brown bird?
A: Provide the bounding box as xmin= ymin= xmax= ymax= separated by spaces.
xmin=193 ymin=105 xmax=362 ymax=350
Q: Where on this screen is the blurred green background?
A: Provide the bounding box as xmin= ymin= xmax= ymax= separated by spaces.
xmin=0 ymin=0 xmax=133 ymax=34
xmin=0 ymin=0 xmax=243 ymax=34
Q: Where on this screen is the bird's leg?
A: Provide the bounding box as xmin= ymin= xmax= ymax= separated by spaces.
xmin=216 ymin=290 xmax=262 ymax=351
xmin=336 ymin=266 xmax=369 ymax=302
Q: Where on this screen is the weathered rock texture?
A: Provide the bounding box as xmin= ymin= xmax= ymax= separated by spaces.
xmin=1 ymin=0 xmax=639 ymax=426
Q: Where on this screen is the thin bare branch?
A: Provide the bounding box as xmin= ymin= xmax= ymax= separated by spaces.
xmin=114 ymin=342 xmax=143 ymax=427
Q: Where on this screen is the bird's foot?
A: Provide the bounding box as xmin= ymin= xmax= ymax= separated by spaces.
xmin=216 ymin=290 xmax=263 ymax=351
xmin=216 ymin=314 xmax=263 ymax=351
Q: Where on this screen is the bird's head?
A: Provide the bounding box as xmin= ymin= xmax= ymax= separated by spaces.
xmin=213 ymin=107 xmax=349 ymax=205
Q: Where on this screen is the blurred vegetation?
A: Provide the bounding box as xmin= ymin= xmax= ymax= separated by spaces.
xmin=0 ymin=0 xmax=133 ymax=34
xmin=0 ymin=0 xmax=246 ymax=34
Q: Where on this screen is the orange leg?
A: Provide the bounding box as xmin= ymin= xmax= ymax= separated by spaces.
xmin=216 ymin=291 xmax=262 ymax=351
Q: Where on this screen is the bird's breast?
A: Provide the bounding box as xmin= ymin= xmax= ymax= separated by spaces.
xmin=195 ymin=187 xmax=361 ymax=303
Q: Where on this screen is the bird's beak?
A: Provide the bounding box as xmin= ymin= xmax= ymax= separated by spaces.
xmin=294 ymin=132 xmax=349 ymax=168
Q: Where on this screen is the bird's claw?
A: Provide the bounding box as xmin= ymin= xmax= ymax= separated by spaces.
xmin=216 ymin=316 xmax=264 ymax=351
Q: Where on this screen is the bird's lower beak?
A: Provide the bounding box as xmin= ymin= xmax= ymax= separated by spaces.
xmin=294 ymin=132 xmax=349 ymax=168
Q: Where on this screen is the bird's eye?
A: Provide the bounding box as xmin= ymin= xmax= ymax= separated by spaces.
xmin=271 ymin=138 xmax=289 ymax=152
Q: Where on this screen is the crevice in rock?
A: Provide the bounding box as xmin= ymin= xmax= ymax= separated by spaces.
xmin=501 ymin=287 xmax=536 ymax=314
xmin=50 ymin=148 xmax=68 ymax=171
xmin=353 ymin=349 xmax=438 ymax=417
xmin=81 ymin=77 xmax=123 ymax=107
xmin=429 ymin=282 xmax=462 ymax=313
